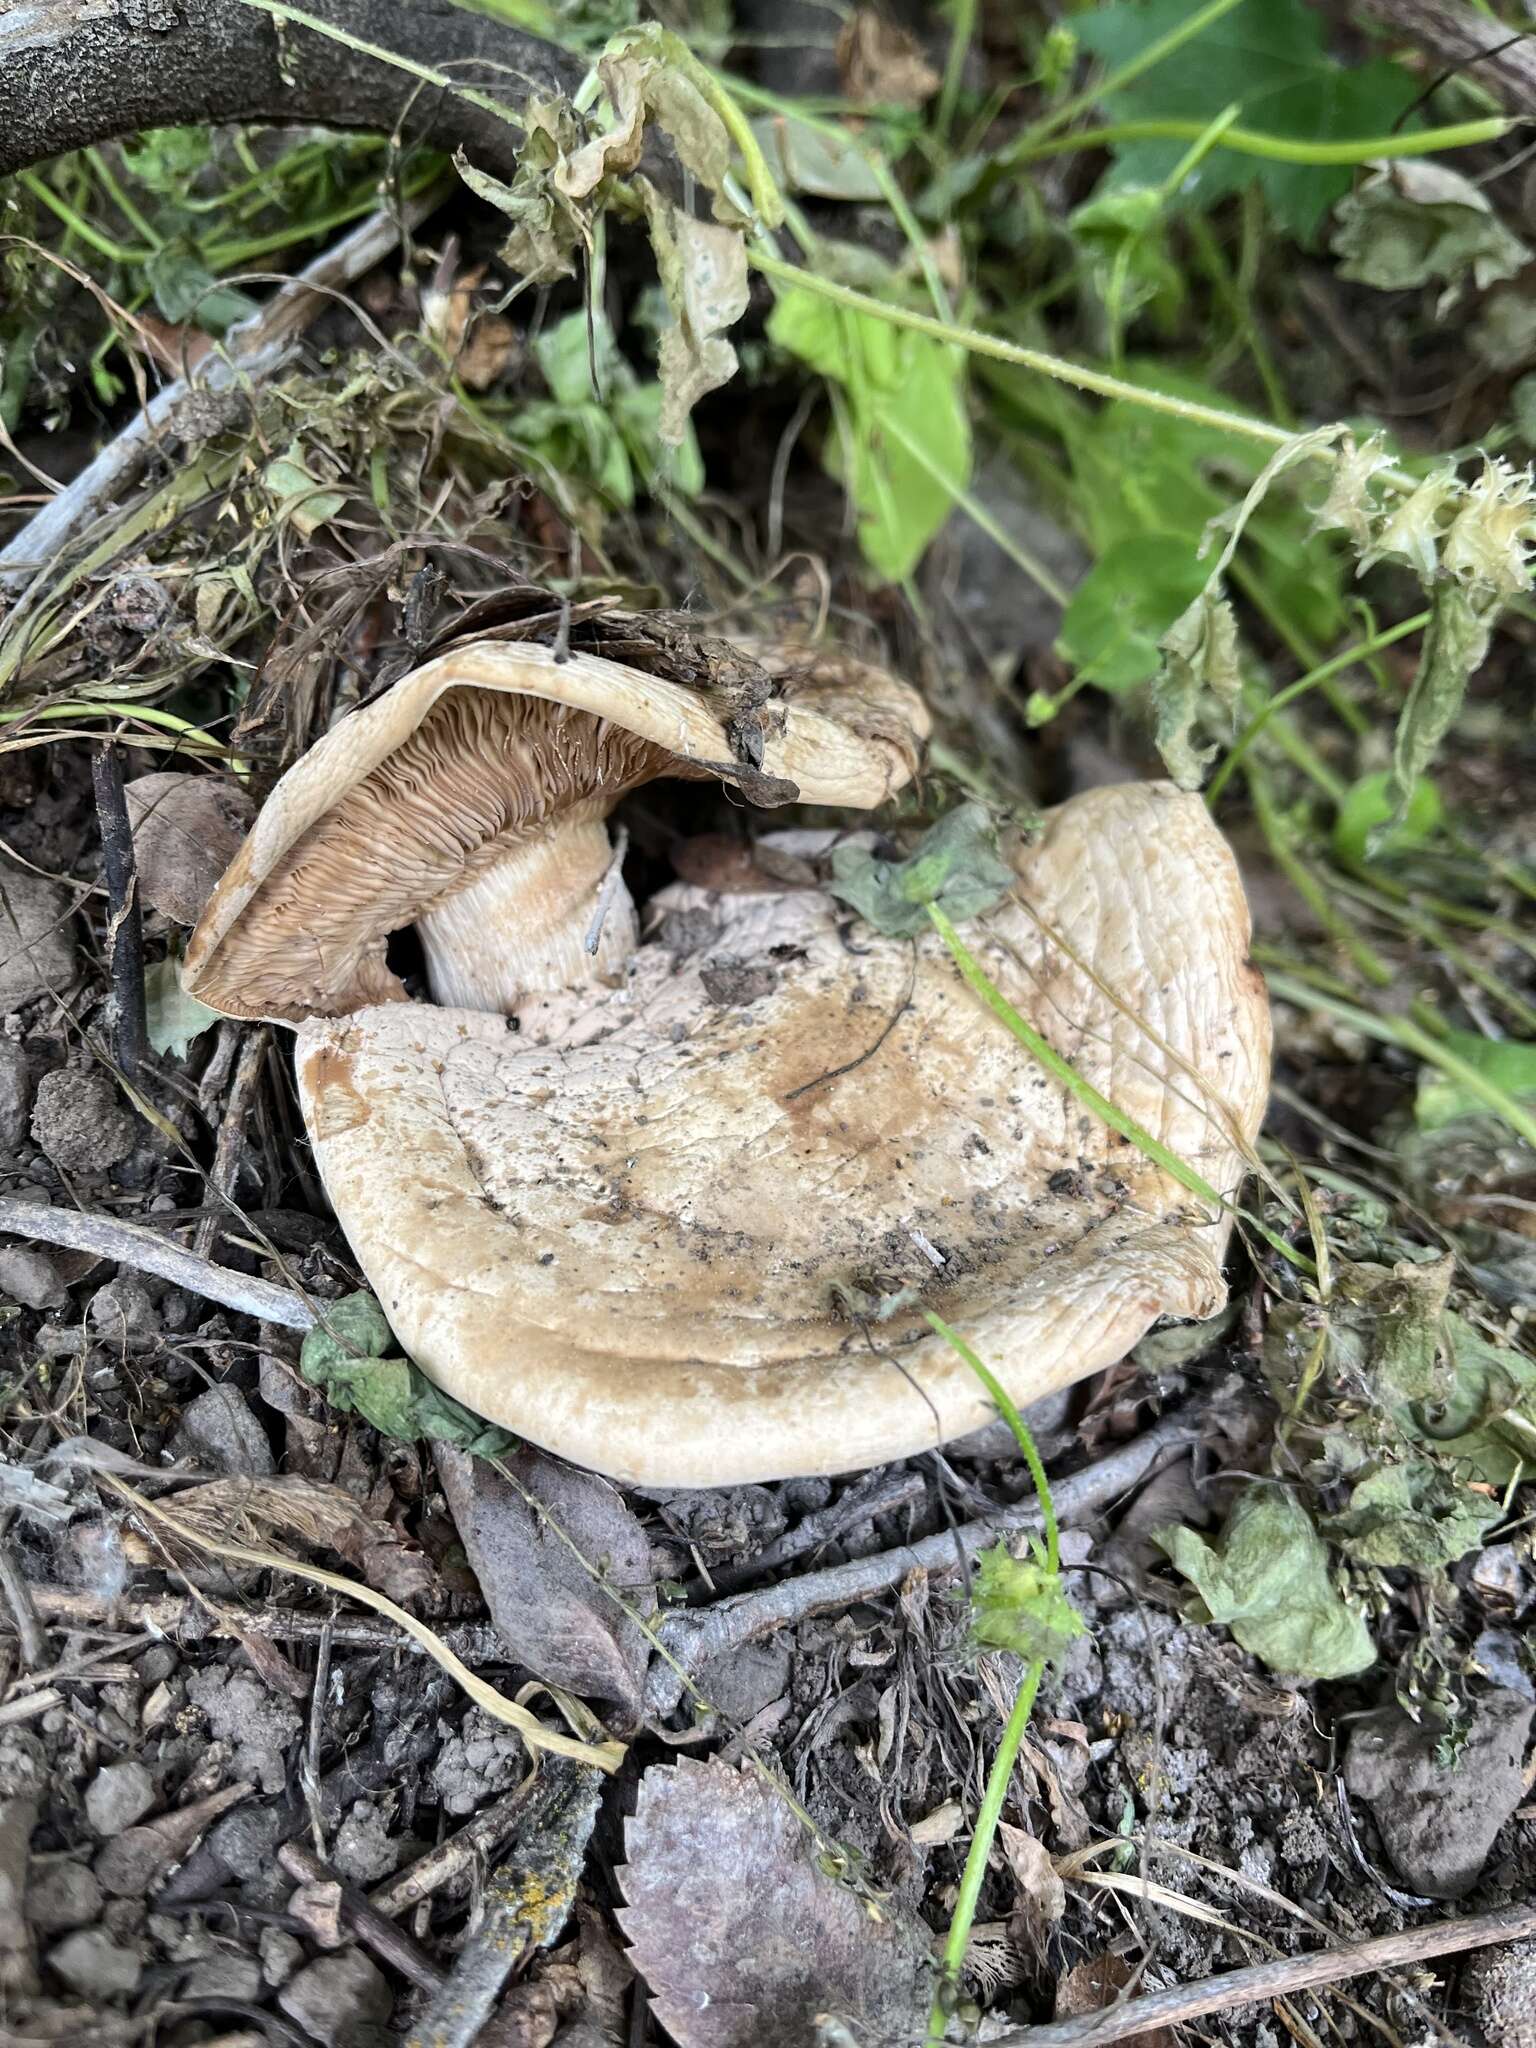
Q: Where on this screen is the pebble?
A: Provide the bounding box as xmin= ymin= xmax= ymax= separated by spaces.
xmin=87 ymin=1274 xmax=159 ymax=1345
xmin=279 ymin=1949 xmax=393 ymax=2046
xmin=0 ymin=1245 xmax=64 ymax=1311
xmin=47 ymin=1926 xmax=142 ymax=1999
xmin=84 ymin=1760 xmax=155 ymax=1837
xmin=1344 ymin=1687 xmax=1534 ymax=1897
xmin=25 ymin=1859 xmax=103 ymax=1933
xmin=0 ymin=1041 xmax=34 ymax=1152
xmin=30 ymin=1068 xmax=136 ymax=1174
xmin=181 ymin=1950 xmax=264 ymax=2002
xmin=171 ymin=1384 xmax=276 ymax=1477
xmin=0 ymin=864 xmax=76 ymax=1013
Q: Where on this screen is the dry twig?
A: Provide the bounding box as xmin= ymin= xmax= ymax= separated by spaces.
xmin=90 ymin=741 xmax=148 ymax=1082
xmin=994 ymin=1900 xmax=1536 ymax=2047
xmin=278 ymin=1839 xmax=445 ymax=1995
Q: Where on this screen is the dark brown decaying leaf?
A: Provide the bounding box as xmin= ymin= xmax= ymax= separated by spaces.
xmin=1054 ymin=1953 xmax=1176 ymax=2046
xmin=435 ymin=1444 xmax=656 ymax=1713
xmin=617 ymin=1758 xmax=930 ymax=2048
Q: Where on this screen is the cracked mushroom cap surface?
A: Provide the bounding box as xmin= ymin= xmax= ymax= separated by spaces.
xmin=184 ymin=633 xmax=928 ymax=1024
xmin=291 ymin=781 xmax=1271 ymax=1487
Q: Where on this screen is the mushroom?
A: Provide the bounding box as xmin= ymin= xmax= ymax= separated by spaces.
xmin=188 ymin=628 xmax=1270 ymax=1488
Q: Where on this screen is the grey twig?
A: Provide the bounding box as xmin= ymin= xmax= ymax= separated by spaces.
xmin=0 ymin=1196 xmax=315 ymax=1331
xmin=403 ymin=1759 xmax=603 ymax=2048
xmin=992 ymin=1899 xmax=1536 ymax=2048
xmin=368 ymin=1779 xmax=537 ymax=1920
xmin=90 ymin=742 xmax=148 ymax=1082
xmin=583 ymin=825 xmax=631 ymax=955
xmin=646 ymin=1410 xmax=1196 ymax=1713
xmin=194 ymin=1025 xmax=271 ymax=1261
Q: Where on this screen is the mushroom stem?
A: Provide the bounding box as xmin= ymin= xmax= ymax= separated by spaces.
xmin=415 ymin=813 xmax=636 ymax=1014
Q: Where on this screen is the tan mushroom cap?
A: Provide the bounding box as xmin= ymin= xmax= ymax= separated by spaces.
xmin=291 ymin=781 xmax=1271 ymax=1487
xmin=185 ymin=637 xmax=929 ymax=1024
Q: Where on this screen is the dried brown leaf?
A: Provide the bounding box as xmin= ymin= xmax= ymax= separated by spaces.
xmin=618 ymin=1758 xmax=930 ymax=2048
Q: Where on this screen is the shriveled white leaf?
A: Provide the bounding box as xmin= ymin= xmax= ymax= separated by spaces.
xmin=998 ymin=1821 xmax=1066 ymax=1922
xmin=145 ymin=953 xmax=220 ymax=1060
xmin=639 ymin=182 xmax=750 ymax=443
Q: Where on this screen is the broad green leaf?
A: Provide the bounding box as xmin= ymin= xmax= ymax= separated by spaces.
xmin=263 ymin=445 xmax=347 ymax=538
xmin=751 ymin=112 xmax=884 ymax=202
xmin=970 ymin=1540 xmax=1085 ymax=1668
xmin=118 ymin=127 xmax=212 ymax=195
xmin=1415 ymin=1031 xmax=1536 ymax=1133
xmin=301 ymin=1291 xmax=514 ymax=1457
xmin=1057 ymin=533 xmax=1207 ymax=692
xmin=144 ymin=954 xmax=219 ymax=1060
xmin=828 ymin=803 xmax=1016 ymax=938
xmin=1263 ymin=1253 xmax=1454 ymax=1411
xmin=144 ymin=244 xmax=258 ymax=333
xmin=1156 ymin=1485 xmax=1375 ymax=1678
xmin=1325 ymin=1458 xmax=1499 ymax=1572
xmin=1074 ymin=0 xmax=1418 ymax=239
xmin=1332 ymin=770 xmax=1442 ymax=866
xmin=1333 ymin=161 xmax=1528 ymax=295
xmin=767 ymin=282 xmax=970 ymax=583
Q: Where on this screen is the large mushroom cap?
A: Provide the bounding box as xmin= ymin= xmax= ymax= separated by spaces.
xmin=290 ymin=781 xmax=1270 ymax=1487
xmin=185 ymin=631 xmax=928 ymax=1023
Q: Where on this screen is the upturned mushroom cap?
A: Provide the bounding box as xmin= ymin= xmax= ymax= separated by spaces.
xmin=288 ymin=781 xmax=1270 ymax=1487
xmin=184 ymin=634 xmax=928 ymax=1024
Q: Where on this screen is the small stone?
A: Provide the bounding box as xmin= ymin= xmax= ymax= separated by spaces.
xmin=0 ymin=863 xmax=76 ymax=1013
xmin=84 ymin=1761 xmax=155 ymax=1836
xmin=279 ymin=1949 xmax=393 ymax=2047
xmin=181 ymin=1951 xmax=264 ymax=2002
xmin=47 ymin=1926 xmax=142 ymax=1999
xmin=87 ymin=1274 xmax=158 ymax=1344
xmin=0 ymin=1042 xmax=34 ymax=1151
xmin=26 ymin=1859 xmax=103 ymax=1932
xmin=185 ymin=1668 xmax=301 ymax=1797
xmin=30 ymin=1068 xmax=135 ymax=1174
xmin=1465 ymin=1937 xmax=1536 ymax=2048
xmin=332 ymin=1798 xmax=399 ymax=1886
xmin=1344 ymin=1687 xmax=1534 ymax=1898
xmin=125 ymin=772 xmax=254 ymax=926
xmin=0 ymin=1245 xmax=64 ymax=1310
xmin=171 ymin=1385 xmax=275 ymax=1478
xmin=260 ymin=1926 xmax=305 ymax=1988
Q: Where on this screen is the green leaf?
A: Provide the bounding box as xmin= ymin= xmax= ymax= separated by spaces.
xmin=1074 ymin=0 xmax=1418 ymax=239
xmin=1152 ymin=585 xmax=1242 ymax=787
xmin=1057 ymin=532 xmax=1208 ymax=691
xmin=751 ymin=112 xmax=885 ymax=202
xmin=118 ymin=127 xmax=212 ymax=196
xmin=263 ymin=444 xmax=348 ymax=538
xmin=1414 ymin=1031 xmax=1536 ymax=1133
xmin=1325 ymin=1458 xmax=1500 ymax=1572
xmin=301 ymin=1291 xmax=514 ymax=1457
xmin=1332 ymin=769 xmax=1442 ymax=866
xmin=1382 ymin=578 xmax=1494 ymax=845
xmin=1408 ymin=1312 xmax=1536 ymax=1487
xmin=1156 ymin=1485 xmax=1376 ymax=1678
xmin=143 ymin=244 xmax=258 ymax=333
xmin=767 ymin=281 xmax=971 ymax=583
xmin=970 ymin=1540 xmax=1085 ymax=1668
xmin=143 ymin=953 xmax=220 ymax=1060
xmin=1332 ymin=160 xmax=1529 ymax=295
xmin=828 ymin=803 xmax=1016 ymax=938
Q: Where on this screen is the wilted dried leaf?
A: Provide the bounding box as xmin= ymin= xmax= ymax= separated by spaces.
xmin=436 ymin=1443 xmax=655 ymax=1713
xmin=837 ymin=11 xmax=940 ymax=108
xmin=126 ymin=772 xmax=255 ymax=926
xmin=618 ymin=1759 xmax=930 ymax=2048
xmin=998 ymin=1822 xmax=1065 ymax=1922
xmin=638 ymin=182 xmax=749 ymax=443
xmin=164 ymin=1473 xmax=437 ymax=1610
xmin=1054 ymin=1951 xmax=1175 ymax=2044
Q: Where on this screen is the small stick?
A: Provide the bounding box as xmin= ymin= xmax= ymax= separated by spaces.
xmin=993 ymin=1899 xmax=1536 ymax=2047
xmin=646 ymin=1411 xmax=1195 ymax=1712
xmin=700 ymin=1467 xmax=928 ymax=1596
xmin=583 ymin=825 xmax=630 ymax=955
xmin=27 ymin=1587 xmax=504 ymax=1665
xmin=277 ymin=1840 xmax=445 ymax=1996
xmin=194 ymin=1024 xmax=270 ymax=1260
xmin=404 ymin=1759 xmax=603 ymax=2048
xmin=91 ymin=741 xmax=148 ymax=1082
xmin=369 ymin=1779 xmax=535 ymax=1920
xmin=0 ymin=1195 xmax=315 ymax=1331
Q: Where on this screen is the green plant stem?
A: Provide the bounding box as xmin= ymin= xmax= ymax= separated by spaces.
xmin=923 ymin=1315 xmax=1061 ymax=1566
xmin=15 ymin=172 xmax=155 ymax=266
xmin=1265 ymin=973 xmax=1536 ymax=1149
xmin=1246 ymin=758 xmax=1394 ymax=987
xmin=1185 ymin=211 xmax=1291 ymax=425
xmin=750 ymin=247 xmax=1296 ymax=450
xmin=1209 ymin=611 xmax=1429 ymax=804
xmin=937 ymin=0 xmax=977 ymax=141
xmin=927 ymin=1660 xmax=1044 ymax=2044
xmin=1021 ymin=0 xmax=1247 ymax=147
xmin=1228 ymin=562 xmax=1369 ymax=739
xmin=84 ymin=148 xmax=164 ymax=250
xmin=1012 ymin=113 xmax=1511 ymax=167
xmin=926 ymin=901 xmax=1311 ymax=1271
